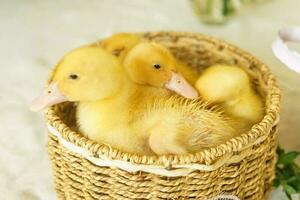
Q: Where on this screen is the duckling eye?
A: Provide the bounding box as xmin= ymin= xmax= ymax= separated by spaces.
xmin=69 ymin=74 xmax=79 ymax=80
xmin=153 ymin=64 xmax=161 ymax=69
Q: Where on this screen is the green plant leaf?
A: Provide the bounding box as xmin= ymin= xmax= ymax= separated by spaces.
xmin=277 ymin=146 xmax=285 ymax=155
xmin=278 ymin=151 xmax=300 ymax=165
xmin=289 ymin=174 xmax=300 ymax=192
xmin=283 ymin=184 xmax=297 ymax=196
xmin=273 ymin=177 xmax=281 ymax=187
xmin=274 ymin=147 xmax=300 ymax=199
xmin=223 ymin=0 xmax=229 ymax=16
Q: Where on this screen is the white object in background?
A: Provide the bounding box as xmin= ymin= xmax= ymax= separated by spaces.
xmin=272 ymin=27 xmax=300 ymax=74
xmin=269 ymin=187 xmax=290 ymax=200
xmin=291 ymin=194 xmax=299 ymax=200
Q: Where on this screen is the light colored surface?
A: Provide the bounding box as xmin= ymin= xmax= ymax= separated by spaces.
xmin=0 ymin=0 xmax=299 ymax=199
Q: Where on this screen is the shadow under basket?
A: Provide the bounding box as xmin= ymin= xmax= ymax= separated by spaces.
xmin=45 ymin=32 xmax=281 ymax=200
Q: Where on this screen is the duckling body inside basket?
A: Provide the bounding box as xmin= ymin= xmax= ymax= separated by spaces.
xmin=122 ymin=40 xmax=264 ymax=133
xmin=195 ymin=64 xmax=264 ymax=132
xmin=31 ymin=45 xmax=241 ymax=155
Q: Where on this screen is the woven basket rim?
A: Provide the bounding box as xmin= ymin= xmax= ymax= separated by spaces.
xmin=45 ymin=31 xmax=281 ymax=166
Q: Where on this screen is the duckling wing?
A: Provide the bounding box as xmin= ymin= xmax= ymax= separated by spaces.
xmin=184 ymin=112 xmax=236 ymax=152
xmin=147 ymin=97 xmax=237 ymax=155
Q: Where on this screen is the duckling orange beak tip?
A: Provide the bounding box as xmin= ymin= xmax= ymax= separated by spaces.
xmin=30 ymin=83 xmax=69 ymax=112
xmin=165 ymin=72 xmax=199 ymax=99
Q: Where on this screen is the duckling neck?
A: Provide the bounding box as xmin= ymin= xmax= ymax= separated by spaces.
xmin=77 ymin=75 xmax=139 ymax=128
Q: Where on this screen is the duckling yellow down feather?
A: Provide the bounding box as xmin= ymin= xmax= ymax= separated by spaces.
xmin=146 ymin=98 xmax=236 ymax=154
xmin=101 ymin=33 xmax=141 ymax=62
xmin=122 ymin=44 xmax=238 ymax=154
xmin=195 ymin=64 xmax=264 ymax=132
xmin=102 ymin=33 xmax=199 ymax=85
xmin=31 ymin=46 xmax=238 ymax=155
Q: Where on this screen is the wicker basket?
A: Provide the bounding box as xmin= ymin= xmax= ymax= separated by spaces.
xmin=45 ymin=32 xmax=281 ymax=200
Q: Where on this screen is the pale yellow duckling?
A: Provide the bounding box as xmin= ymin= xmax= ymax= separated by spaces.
xmin=31 ymin=47 xmax=153 ymax=154
xmin=123 ymin=46 xmax=239 ymax=154
xmin=101 ymin=33 xmax=141 ymax=62
xmin=31 ymin=46 xmax=237 ymax=155
xmin=123 ymin=42 xmax=199 ymax=95
xmin=195 ymin=64 xmax=264 ymax=131
xmin=102 ymin=34 xmax=199 ymax=85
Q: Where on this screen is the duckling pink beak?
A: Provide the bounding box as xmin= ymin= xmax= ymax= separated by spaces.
xmin=30 ymin=83 xmax=68 ymax=112
xmin=165 ymin=72 xmax=199 ymax=99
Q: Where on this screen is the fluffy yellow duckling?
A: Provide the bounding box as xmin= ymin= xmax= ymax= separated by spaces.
xmin=195 ymin=64 xmax=264 ymax=131
xmin=31 ymin=46 xmax=237 ymax=155
xmin=31 ymin=47 xmax=153 ymax=154
xmin=102 ymin=34 xmax=199 ymax=85
xmin=101 ymin=33 xmax=141 ymax=62
xmin=123 ymin=42 xmax=199 ymax=96
xmin=123 ymin=45 xmax=239 ymax=154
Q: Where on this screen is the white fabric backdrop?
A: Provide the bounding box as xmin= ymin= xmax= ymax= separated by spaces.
xmin=0 ymin=0 xmax=299 ymax=199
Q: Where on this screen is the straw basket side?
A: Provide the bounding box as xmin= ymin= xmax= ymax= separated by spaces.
xmin=46 ymin=32 xmax=281 ymax=200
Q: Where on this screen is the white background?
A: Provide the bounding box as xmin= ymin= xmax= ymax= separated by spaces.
xmin=0 ymin=0 xmax=299 ymax=199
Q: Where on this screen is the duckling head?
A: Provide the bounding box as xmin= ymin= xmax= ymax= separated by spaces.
xmin=123 ymin=42 xmax=198 ymax=99
xmin=195 ymin=64 xmax=251 ymax=103
xmin=101 ymin=33 xmax=141 ymax=61
xmin=30 ymin=46 xmax=124 ymax=111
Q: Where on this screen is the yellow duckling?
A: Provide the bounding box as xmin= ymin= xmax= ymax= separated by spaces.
xmin=195 ymin=64 xmax=264 ymax=131
xmin=123 ymin=42 xmax=199 ymax=94
xmin=100 ymin=33 xmax=141 ymax=62
xmin=102 ymin=33 xmax=199 ymax=85
xmin=123 ymin=45 xmax=239 ymax=154
xmin=31 ymin=46 xmax=153 ymax=154
xmin=101 ymin=34 xmax=199 ymax=99
xmin=30 ymin=46 xmax=237 ymax=155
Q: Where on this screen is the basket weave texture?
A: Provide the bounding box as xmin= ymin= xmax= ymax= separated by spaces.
xmin=46 ymin=32 xmax=281 ymax=200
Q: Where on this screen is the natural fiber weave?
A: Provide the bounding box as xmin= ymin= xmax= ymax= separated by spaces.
xmin=45 ymin=32 xmax=281 ymax=200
